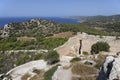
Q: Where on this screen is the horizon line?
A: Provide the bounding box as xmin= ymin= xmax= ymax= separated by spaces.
xmin=0 ymin=14 xmax=120 ymax=18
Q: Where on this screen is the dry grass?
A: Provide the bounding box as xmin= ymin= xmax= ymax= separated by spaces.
xmin=94 ymin=53 xmax=107 ymax=69
xmin=66 ymin=52 xmax=77 ymax=57
xmin=47 ymin=31 xmax=74 ymax=39
xmin=72 ymin=76 xmax=97 ymax=80
xmin=17 ymin=36 xmax=36 ymax=41
xmin=71 ymin=62 xmax=98 ymax=80
xmin=21 ymin=73 xmax=31 ymax=80
xmin=63 ymin=64 xmax=72 ymax=69
xmin=30 ymin=71 xmax=44 ymax=80
xmin=21 ymin=70 xmax=44 ymax=80
xmin=72 ymin=62 xmax=98 ymax=76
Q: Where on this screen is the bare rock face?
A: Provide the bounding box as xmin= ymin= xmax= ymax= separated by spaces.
xmin=97 ymin=52 xmax=120 ymax=80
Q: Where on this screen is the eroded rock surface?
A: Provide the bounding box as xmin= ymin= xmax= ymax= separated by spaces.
xmin=97 ymin=53 xmax=120 ymax=80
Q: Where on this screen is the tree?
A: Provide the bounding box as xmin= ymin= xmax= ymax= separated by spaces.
xmin=91 ymin=41 xmax=110 ymax=54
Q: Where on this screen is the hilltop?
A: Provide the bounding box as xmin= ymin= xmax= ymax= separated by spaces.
xmin=0 ymin=19 xmax=62 ymax=37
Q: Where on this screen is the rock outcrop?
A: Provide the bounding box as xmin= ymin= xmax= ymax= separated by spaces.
xmin=97 ymin=52 xmax=120 ymax=80
xmin=55 ymin=32 xmax=120 ymax=57
xmin=2 ymin=60 xmax=47 ymax=80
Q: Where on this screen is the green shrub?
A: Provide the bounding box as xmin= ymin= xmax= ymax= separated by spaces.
xmin=37 ymin=38 xmax=67 ymax=50
xmin=99 ymin=35 xmax=103 ymax=38
xmin=70 ymin=57 xmax=81 ymax=63
xmin=83 ymin=51 xmax=89 ymax=55
xmin=44 ymin=64 xmax=60 ymax=80
xmin=95 ymin=63 xmax=102 ymax=69
xmin=0 ymin=58 xmax=5 ymax=62
xmin=84 ymin=61 xmax=92 ymax=65
xmin=91 ymin=41 xmax=110 ymax=54
xmin=45 ymin=50 xmax=59 ymax=65
xmin=15 ymin=54 xmax=30 ymax=66
xmin=33 ymin=54 xmax=44 ymax=60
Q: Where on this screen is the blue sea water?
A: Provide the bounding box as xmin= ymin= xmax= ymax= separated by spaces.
xmin=0 ymin=17 xmax=79 ymax=27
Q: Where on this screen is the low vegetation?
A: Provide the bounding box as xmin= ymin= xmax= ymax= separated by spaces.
xmin=45 ymin=50 xmax=59 ymax=65
xmin=72 ymin=63 xmax=98 ymax=75
xmin=0 ymin=37 xmax=67 ymax=50
xmin=0 ymin=49 xmax=60 ymax=74
xmin=84 ymin=61 xmax=93 ymax=65
xmin=71 ymin=62 xmax=98 ymax=80
xmin=94 ymin=54 xmax=107 ymax=69
xmin=21 ymin=73 xmax=31 ymax=80
xmin=83 ymin=51 xmax=89 ymax=55
xmin=44 ymin=64 xmax=60 ymax=80
xmin=60 ymin=24 xmax=108 ymax=36
xmin=0 ymin=51 xmax=46 ymax=74
xmin=70 ymin=57 xmax=81 ymax=63
xmin=91 ymin=41 xmax=110 ymax=54
xmin=30 ymin=71 xmax=44 ymax=80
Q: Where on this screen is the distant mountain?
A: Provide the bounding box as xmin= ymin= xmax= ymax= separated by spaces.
xmin=67 ymin=15 xmax=120 ymax=22
xmin=0 ymin=17 xmax=79 ymax=27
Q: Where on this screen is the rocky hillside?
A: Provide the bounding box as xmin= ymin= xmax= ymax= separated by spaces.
xmin=0 ymin=19 xmax=61 ymax=37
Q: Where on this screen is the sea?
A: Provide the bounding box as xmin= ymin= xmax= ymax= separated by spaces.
xmin=0 ymin=17 xmax=79 ymax=27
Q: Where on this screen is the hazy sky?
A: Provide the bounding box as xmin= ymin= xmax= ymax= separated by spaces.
xmin=0 ymin=0 xmax=120 ymax=17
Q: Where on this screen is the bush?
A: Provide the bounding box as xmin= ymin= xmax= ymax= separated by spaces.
xmin=70 ymin=57 xmax=81 ymax=63
xmin=83 ymin=51 xmax=89 ymax=55
xmin=15 ymin=54 xmax=30 ymax=66
xmin=33 ymin=54 xmax=44 ymax=60
xmin=84 ymin=61 xmax=92 ymax=65
xmin=45 ymin=50 xmax=59 ymax=65
xmin=44 ymin=64 xmax=60 ymax=80
xmin=91 ymin=41 xmax=110 ymax=54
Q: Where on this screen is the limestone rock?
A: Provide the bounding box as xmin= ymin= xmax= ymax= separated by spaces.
xmin=3 ymin=60 xmax=47 ymax=80
xmin=52 ymin=66 xmax=72 ymax=80
xmin=97 ymin=53 xmax=120 ymax=80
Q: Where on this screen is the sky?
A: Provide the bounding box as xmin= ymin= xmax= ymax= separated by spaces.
xmin=0 ymin=0 xmax=120 ymax=17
